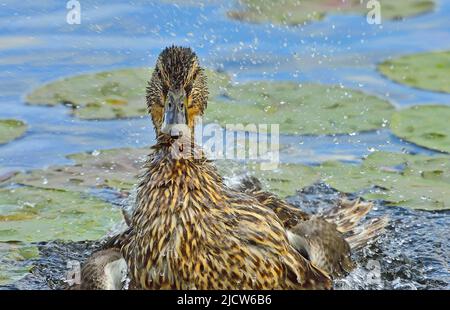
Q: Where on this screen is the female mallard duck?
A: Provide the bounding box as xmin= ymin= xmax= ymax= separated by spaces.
xmin=79 ymin=46 xmax=387 ymax=290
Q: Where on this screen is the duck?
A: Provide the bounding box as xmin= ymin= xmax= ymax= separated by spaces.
xmin=78 ymin=46 xmax=387 ymax=290
xmin=69 ymin=249 xmax=127 ymax=290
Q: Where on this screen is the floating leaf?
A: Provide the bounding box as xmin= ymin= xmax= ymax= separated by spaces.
xmin=0 ymin=119 xmax=27 ymax=145
xmin=391 ymin=105 xmax=450 ymax=153
xmin=10 ymin=148 xmax=149 ymax=193
xmin=379 ymin=51 xmax=450 ymax=93
xmin=227 ymin=0 xmax=435 ymax=26
xmin=248 ymin=163 xmax=320 ymax=197
xmin=215 ymin=160 xmax=320 ymax=197
xmin=315 ymin=152 xmax=450 ymax=210
xmin=207 ymin=82 xmax=394 ymax=135
xmin=375 ymin=0 xmax=435 ymax=20
xmin=26 ymin=68 xmax=230 ymax=120
xmin=0 ymin=187 xmax=122 ymax=242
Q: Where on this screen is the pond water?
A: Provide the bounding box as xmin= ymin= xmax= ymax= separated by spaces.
xmin=0 ymin=0 xmax=449 ymax=289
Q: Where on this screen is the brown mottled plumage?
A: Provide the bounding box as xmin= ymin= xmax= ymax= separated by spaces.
xmin=239 ymin=176 xmax=387 ymax=277
xmin=82 ymin=46 xmax=387 ymax=289
xmin=72 ymin=249 xmax=127 ymax=290
xmin=118 ymin=46 xmax=332 ymax=289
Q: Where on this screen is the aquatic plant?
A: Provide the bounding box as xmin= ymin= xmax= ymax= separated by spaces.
xmin=379 ymin=51 xmax=450 ymax=93
xmin=227 ymin=0 xmax=435 ymax=26
xmin=0 ymin=119 xmax=27 ymax=145
xmin=0 ymin=187 xmax=121 ymax=243
xmin=391 ymin=105 xmax=450 ymax=153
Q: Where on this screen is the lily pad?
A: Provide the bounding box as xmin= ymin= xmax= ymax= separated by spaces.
xmin=216 ymin=160 xmax=320 ymax=197
xmin=247 ymin=163 xmax=320 ymax=197
xmin=26 ymin=68 xmax=230 ymax=120
xmin=379 ymin=51 xmax=450 ymax=93
xmin=0 ymin=187 xmax=122 ymax=242
xmin=315 ymin=152 xmax=450 ymax=210
xmin=0 ymin=242 xmax=39 ymax=286
xmin=9 ymin=148 xmax=149 ymax=193
xmin=0 ymin=119 xmax=27 ymax=145
xmin=228 ymin=0 xmax=435 ymax=26
xmin=208 ymin=82 xmax=394 ymax=135
xmin=391 ymin=105 xmax=450 ymax=153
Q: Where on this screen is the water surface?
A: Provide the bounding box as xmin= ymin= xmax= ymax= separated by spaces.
xmin=0 ymin=0 xmax=449 ymax=289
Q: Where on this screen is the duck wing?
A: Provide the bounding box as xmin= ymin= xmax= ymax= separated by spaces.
xmin=236 ymin=176 xmax=310 ymax=228
xmin=238 ymin=176 xmax=387 ymax=278
xmin=77 ymin=249 xmax=127 ymax=290
xmin=287 ymin=217 xmax=355 ymax=277
xmin=220 ymin=192 xmax=332 ymax=289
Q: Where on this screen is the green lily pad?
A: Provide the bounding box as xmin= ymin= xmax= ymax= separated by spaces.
xmin=216 ymin=160 xmax=320 ymax=197
xmin=27 ymin=68 xmax=149 ymax=120
xmin=227 ymin=0 xmax=435 ymax=26
xmin=0 ymin=119 xmax=27 ymax=145
xmin=0 ymin=242 xmax=39 ymax=286
xmin=0 ymin=187 xmax=122 ymax=242
xmin=208 ymin=82 xmax=394 ymax=135
xmin=377 ymin=0 xmax=435 ymax=20
xmin=26 ymin=68 xmax=230 ymax=120
xmin=9 ymin=148 xmax=149 ymax=193
xmin=315 ymin=151 xmax=450 ymax=210
xmin=228 ymin=0 xmax=329 ymax=25
xmin=391 ymin=105 xmax=450 ymax=153
xmin=248 ymin=163 xmax=319 ymax=197
xmin=379 ymin=51 xmax=450 ymax=93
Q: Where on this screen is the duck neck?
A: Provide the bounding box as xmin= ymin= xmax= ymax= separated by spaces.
xmin=135 ymin=135 xmax=224 ymax=215
xmin=153 ymin=132 xmax=205 ymax=162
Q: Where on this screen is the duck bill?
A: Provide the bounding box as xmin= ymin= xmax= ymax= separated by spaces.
xmin=161 ymin=89 xmax=188 ymax=139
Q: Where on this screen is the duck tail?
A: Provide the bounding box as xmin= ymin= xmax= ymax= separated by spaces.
xmin=321 ymin=197 xmax=388 ymax=250
xmin=345 ymin=216 xmax=389 ymax=250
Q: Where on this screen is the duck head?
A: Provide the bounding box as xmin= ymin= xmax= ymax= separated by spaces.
xmin=146 ymin=46 xmax=208 ymax=141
